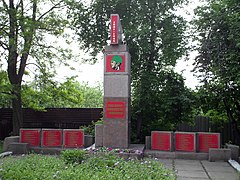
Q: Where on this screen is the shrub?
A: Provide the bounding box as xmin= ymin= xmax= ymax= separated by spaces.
xmin=80 ymin=119 xmax=103 ymax=136
xmin=0 ymin=154 xmax=176 ymax=179
xmin=60 ymin=149 xmax=87 ymax=164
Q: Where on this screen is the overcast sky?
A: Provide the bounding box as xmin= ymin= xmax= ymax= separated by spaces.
xmin=53 ymin=0 xmax=203 ymax=89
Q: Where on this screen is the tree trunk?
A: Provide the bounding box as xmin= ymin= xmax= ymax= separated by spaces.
xmin=12 ymin=85 xmax=23 ymax=135
xmin=136 ymin=112 xmax=143 ymax=142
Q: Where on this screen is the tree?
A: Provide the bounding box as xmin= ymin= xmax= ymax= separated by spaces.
xmin=193 ymin=0 xmax=240 ymax=144
xmin=0 ymin=70 xmax=12 ymax=107
xmin=68 ymin=0 xmax=194 ymax=141
xmin=22 ymin=77 xmax=103 ymax=109
xmin=0 ymin=0 xmax=79 ymax=135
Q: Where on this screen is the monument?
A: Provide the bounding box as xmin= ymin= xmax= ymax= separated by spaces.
xmin=96 ymin=14 xmax=131 ymax=148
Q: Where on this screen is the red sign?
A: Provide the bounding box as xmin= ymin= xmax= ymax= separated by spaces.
xmin=198 ymin=133 xmax=220 ymax=152
xmin=42 ymin=129 xmax=62 ymax=147
xmin=151 ymin=131 xmax=172 ymax=151
xmin=63 ymin=130 xmax=84 ymax=148
xmin=106 ymin=54 xmax=126 ymax=72
xmin=20 ymin=129 xmax=41 ymax=147
xmin=175 ymin=133 xmax=195 ymax=152
xmin=106 ymin=101 xmax=126 ymax=119
xmin=111 ymin=14 xmax=119 ymax=44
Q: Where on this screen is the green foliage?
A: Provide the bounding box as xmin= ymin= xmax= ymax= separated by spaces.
xmin=60 ymin=149 xmax=88 ymax=164
xmin=0 ymin=154 xmax=176 ymax=180
xmin=21 ymin=76 xmax=103 ymax=110
xmin=0 ymin=70 xmax=12 ymax=108
xmin=192 ymin=0 xmax=240 ymax=143
xmin=80 ymin=119 xmax=103 ymax=136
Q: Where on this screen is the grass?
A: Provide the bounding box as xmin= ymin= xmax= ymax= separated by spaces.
xmin=0 ymin=153 xmax=176 ymax=180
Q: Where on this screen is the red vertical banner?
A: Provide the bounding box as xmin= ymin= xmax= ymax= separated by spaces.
xmin=198 ymin=133 xmax=220 ymax=152
xmin=151 ymin=131 xmax=172 ymax=151
xmin=111 ymin=14 xmax=119 ymax=45
xmin=105 ymin=101 xmax=126 ymax=119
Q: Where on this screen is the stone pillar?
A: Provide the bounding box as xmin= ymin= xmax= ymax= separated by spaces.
xmin=101 ymin=14 xmax=131 ymax=148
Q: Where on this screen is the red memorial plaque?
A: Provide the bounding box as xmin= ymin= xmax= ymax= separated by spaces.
xmin=20 ymin=128 xmax=41 ymax=147
xmin=151 ymin=131 xmax=172 ymax=151
xmin=106 ymin=54 xmax=126 ymax=72
xmin=63 ymin=129 xmax=84 ymax=148
xmin=41 ymin=129 xmax=62 ymax=147
xmin=175 ymin=132 xmax=196 ymax=152
xmin=198 ymin=133 xmax=220 ymax=152
xmin=105 ymin=101 xmax=126 ymax=119
xmin=111 ymin=14 xmax=119 ymax=44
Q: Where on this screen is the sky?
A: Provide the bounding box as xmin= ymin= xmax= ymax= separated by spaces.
xmin=0 ymin=0 xmax=203 ymax=89
xmin=53 ymin=0 xmax=203 ymax=89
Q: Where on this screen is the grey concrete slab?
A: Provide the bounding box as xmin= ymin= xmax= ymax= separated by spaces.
xmin=176 ymin=170 xmax=209 ymax=179
xmin=201 ymin=160 xmax=232 ymax=167
xmin=177 ymin=177 xmax=209 ymax=180
xmin=3 ymin=136 xmax=19 ymax=152
xmin=175 ymin=164 xmax=204 ymax=171
xmin=209 ymin=148 xmax=231 ymax=162
xmin=208 ymin=171 xmax=239 ymax=180
xmin=175 ymin=159 xmax=202 ymax=165
xmin=104 ymin=75 xmax=130 ymax=97
xmin=204 ymin=164 xmax=236 ymax=172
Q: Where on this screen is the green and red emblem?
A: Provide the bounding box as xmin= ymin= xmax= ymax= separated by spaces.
xmin=106 ymin=54 xmax=125 ymax=72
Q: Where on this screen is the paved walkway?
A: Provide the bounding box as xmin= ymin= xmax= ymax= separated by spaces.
xmin=158 ymin=159 xmax=239 ymax=180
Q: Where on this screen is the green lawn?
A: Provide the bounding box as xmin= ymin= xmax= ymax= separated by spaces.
xmin=0 ymin=153 xmax=176 ymax=179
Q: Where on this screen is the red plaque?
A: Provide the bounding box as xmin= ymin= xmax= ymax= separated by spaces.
xmin=20 ymin=129 xmax=41 ymax=147
xmin=41 ymin=129 xmax=62 ymax=147
xmin=175 ymin=132 xmax=196 ymax=152
xmin=151 ymin=131 xmax=172 ymax=151
xmin=105 ymin=101 xmax=126 ymax=119
xmin=110 ymin=14 xmax=119 ymax=44
xmin=198 ymin=133 xmax=220 ymax=152
xmin=63 ymin=129 xmax=84 ymax=148
xmin=106 ymin=54 xmax=126 ymax=72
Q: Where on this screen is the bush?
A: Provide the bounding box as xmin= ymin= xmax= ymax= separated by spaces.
xmin=0 ymin=154 xmax=176 ymax=179
xmin=60 ymin=149 xmax=87 ymax=164
xmin=80 ymin=119 xmax=103 ymax=136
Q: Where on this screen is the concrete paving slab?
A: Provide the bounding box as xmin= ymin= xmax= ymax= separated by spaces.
xmin=201 ymin=160 xmax=230 ymax=167
xmin=177 ymin=177 xmax=209 ymax=180
xmin=208 ymin=171 xmax=240 ymax=180
xmin=175 ymin=164 xmax=204 ymax=171
xmin=175 ymin=159 xmax=201 ymax=165
xmin=204 ymin=165 xmax=236 ymax=172
xmin=176 ymin=170 xmax=209 ymax=179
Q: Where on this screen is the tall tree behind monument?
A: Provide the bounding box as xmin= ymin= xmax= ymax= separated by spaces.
xmin=69 ymin=0 xmax=194 ymax=141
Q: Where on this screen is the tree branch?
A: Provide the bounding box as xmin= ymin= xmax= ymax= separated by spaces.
xmin=0 ymin=40 xmax=8 ymax=50
xmin=18 ymin=0 xmax=37 ymax=82
xmin=37 ymin=1 xmax=63 ymax=21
